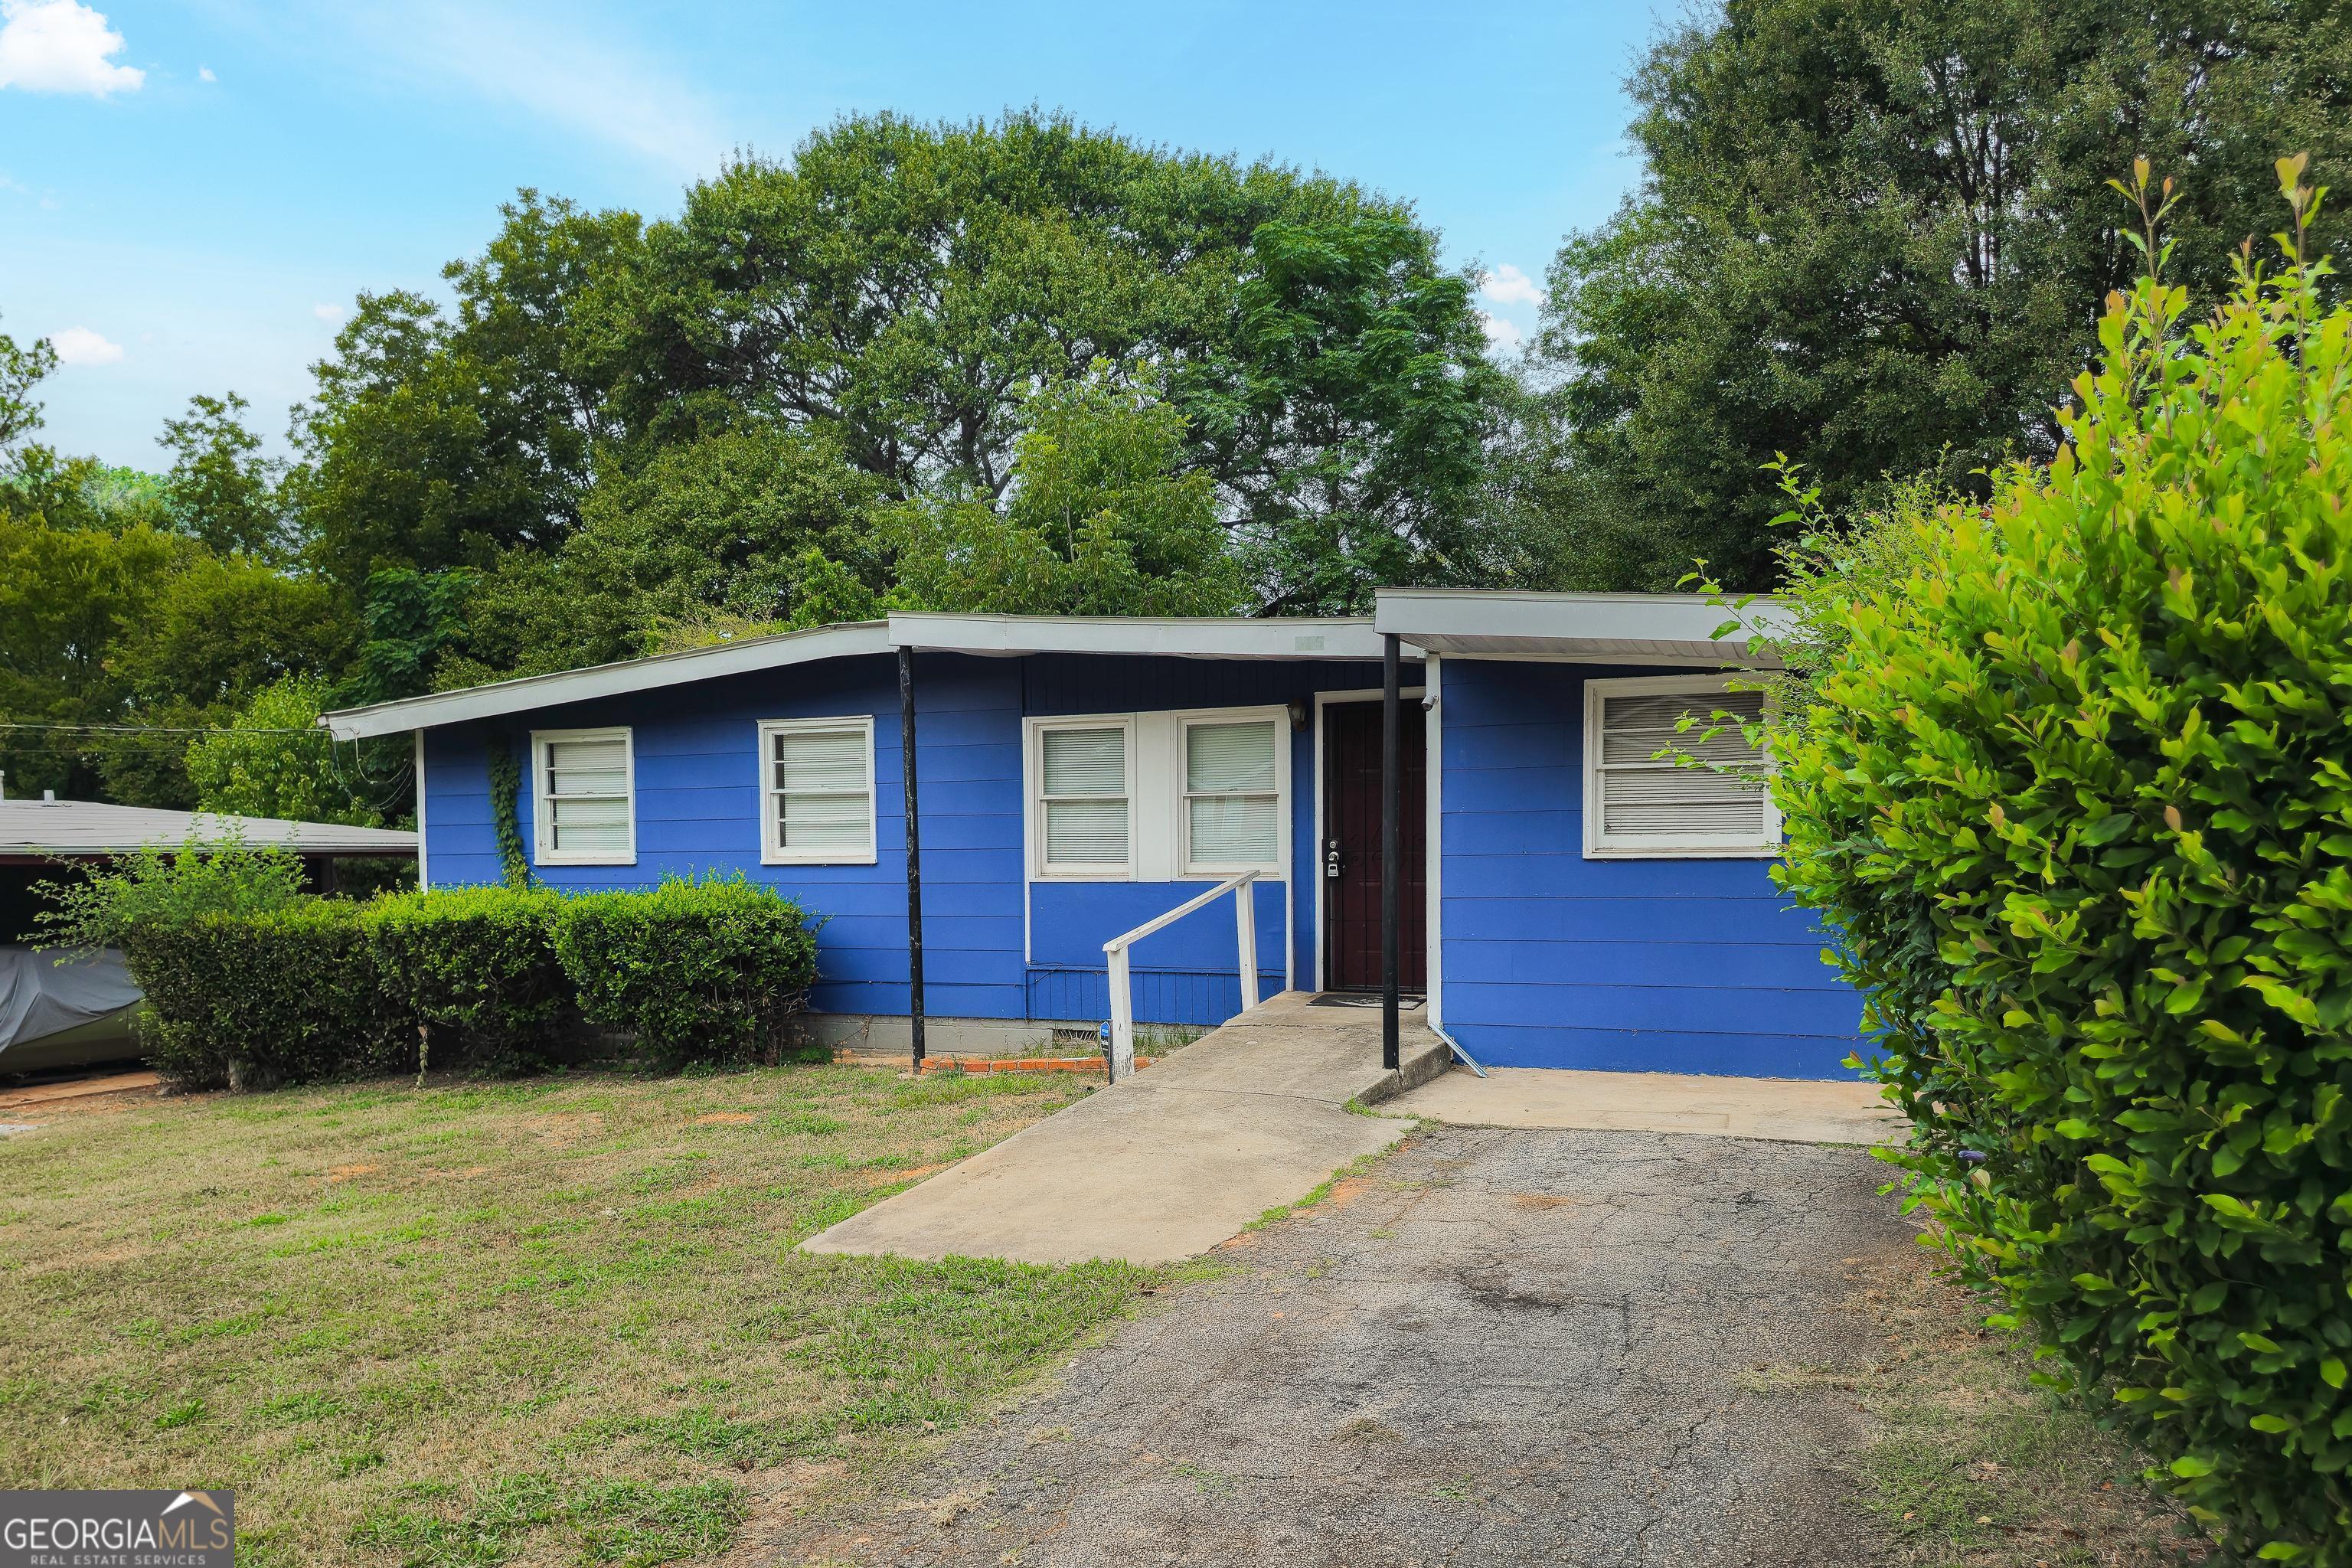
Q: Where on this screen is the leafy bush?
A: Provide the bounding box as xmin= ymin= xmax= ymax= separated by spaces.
xmin=33 ymin=834 xmax=309 ymax=952
xmin=368 ymin=887 xmax=570 ymax=1073
xmin=1759 ymin=168 xmax=2352 ymax=1560
xmin=547 ymin=875 xmax=818 ymax=1067
xmin=125 ymin=902 xmax=411 ymax=1089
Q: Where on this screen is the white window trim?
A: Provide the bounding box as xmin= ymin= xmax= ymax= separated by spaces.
xmin=1024 ymin=713 xmax=1138 ymax=881
xmin=756 ymin=715 xmax=877 ymax=866
xmin=1583 ymin=674 xmax=1779 ymax=860
xmin=1174 ymin=705 xmax=1290 ymax=879
xmin=531 ymin=725 xmax=636 ymax=867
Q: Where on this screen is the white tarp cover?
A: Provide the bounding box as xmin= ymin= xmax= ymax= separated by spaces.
xmin=0 ymin=945 xmax=142 ymax=1054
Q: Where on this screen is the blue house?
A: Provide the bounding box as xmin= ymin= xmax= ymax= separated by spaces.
xmin=322 ymin=592 xmax=1863 ymax=1080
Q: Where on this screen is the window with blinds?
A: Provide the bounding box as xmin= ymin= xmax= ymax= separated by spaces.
xmin=1585 ymin=681 xmax=1776 ymax=856
xmin=533 ymin=729 xmax=634 ymax=863
xmin=760 ymin=717 xmax=875 ymax=864
xmin=1183 ymin=717 xmax=1279 ymax=871
xmin=1037 ymin=723 xmax=1131 ymax=873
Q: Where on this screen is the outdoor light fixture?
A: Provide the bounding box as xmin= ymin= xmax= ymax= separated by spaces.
xmin=1287 ymin=701 xmax=1308 ymax=731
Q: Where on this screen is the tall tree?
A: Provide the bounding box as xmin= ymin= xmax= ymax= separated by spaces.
xmin=597 ymin=111 xmax=1499 ymax=609
xmin=443 ymin=426 xmax=882 ymax=680
xmin=0 ymin=514 xmax=191 ymax=801
xmin=0 ymin=311 xmax=57 ymax=462
xmin=289 ymin=191 xmax=642 ymax=595
xmin=884 ymin=369 xmax=1247 ymax=618
xmin=1530 ymin=0 xmax=2352 ymax=590
xmin=1195 ymin=216 xmax=1501 ymax=612
xmin=158 ymin=391 xmax=286 ymax=558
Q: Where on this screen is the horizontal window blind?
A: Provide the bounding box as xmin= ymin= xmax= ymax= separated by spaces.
xmin=1184 ymin=720 xmax=1278 ymax=865
xmin=1594 ymin=689 xmax=1769 ymax=845
xmin=1040 ymin=725 xmax=1129 ymax=867
xmin=541 ymin=733 xmax=630 ymax=856
xmin=770 ymin=725 xmax=871 ymax=856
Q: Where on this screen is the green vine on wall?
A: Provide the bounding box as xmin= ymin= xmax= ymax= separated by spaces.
xmin=487 ymin=739 xmax=532 ymax=890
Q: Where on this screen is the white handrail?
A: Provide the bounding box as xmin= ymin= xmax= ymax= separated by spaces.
xmin=1102 ymin=870 xmax=1260 ymax=1082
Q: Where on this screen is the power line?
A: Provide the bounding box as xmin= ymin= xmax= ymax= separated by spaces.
xmin=0 ymin=721 xmax=326 ymax=737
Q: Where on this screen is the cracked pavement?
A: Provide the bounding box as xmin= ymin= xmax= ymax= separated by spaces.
xmin=773 ymin=1125 xmax=1916 ymax=1567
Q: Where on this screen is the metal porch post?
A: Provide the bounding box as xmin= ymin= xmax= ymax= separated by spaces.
xmin=1381 ymin=632 xmax=1401 ymax=1071
xmin=899 ymin=645 xmax=926 ymax=1071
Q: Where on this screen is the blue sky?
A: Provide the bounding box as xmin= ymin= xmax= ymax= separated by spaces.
xmin=2 ymin=0 xmax=1671 ymax=469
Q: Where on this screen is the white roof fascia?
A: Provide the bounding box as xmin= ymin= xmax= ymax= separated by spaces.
xmin=319 ymin=622 xmax=896 ymax=740
xmin=884 ymin=612 xmax=1394 ymax=662
xmin=1373 ymin=590 xmax=1791 ymax=668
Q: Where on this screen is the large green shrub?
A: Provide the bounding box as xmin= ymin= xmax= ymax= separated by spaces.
xmin=124 ymin=902 xmax=411 ymax=1089
xmin=547 ymin=876 xmax=818 ymax=1067
xmin=1762 ymin=170 xmax=2352 ymax=1560
xmin=368 ymin=887 xmax=570 ymax=1073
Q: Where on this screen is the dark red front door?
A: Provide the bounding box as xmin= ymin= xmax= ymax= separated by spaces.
xmin=1323 ymin=700 xmax=1426 ymax=991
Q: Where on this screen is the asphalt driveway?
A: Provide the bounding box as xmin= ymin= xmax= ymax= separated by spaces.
xmin=773 ymin=1124 xmax=1919 ymax=1567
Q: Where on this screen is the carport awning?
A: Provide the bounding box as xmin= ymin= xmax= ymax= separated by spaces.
xmin=1374 ymin=589 xmax=1789 ymax=668
xmin=0 ymin=799 xmax=417 ymax=861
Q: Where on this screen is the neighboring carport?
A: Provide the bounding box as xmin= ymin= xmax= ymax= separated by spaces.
xmin=0 ymin=797 xmax=417 ymax=1073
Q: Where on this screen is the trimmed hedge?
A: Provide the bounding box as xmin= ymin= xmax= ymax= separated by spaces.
xmin=124 ymin=902 xmax=410 ymax=1090
xmin=113 ymin=877 xmax=818 ymax=1089
xmin=371 ymin=887 xmax=570 ymax=1074
xmin=1763 ymin=194 xmax=2352 ymax=1559
xmin=548 ymin=875 xmax=819 ymax=1067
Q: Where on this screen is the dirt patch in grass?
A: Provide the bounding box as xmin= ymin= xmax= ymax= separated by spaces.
xmin=1828 ymin=1240 xmax=2216 ymax=1566
xmin=0 ymin=1063 xmax=1155 ymax=1567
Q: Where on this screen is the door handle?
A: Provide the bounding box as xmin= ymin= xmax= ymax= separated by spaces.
xmin=1325 ymin=838 xmax=1341 ymax=878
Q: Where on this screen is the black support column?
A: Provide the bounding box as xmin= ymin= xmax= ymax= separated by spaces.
xmin=1380 ymin=632 xmax=1401 ymax=1070
xmin=898 ymin=645 xmax=926 ymax=1070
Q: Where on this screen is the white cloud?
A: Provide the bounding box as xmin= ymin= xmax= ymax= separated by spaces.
xmin=312 ymin=302 xmax=345 ymax=323
xmin=1479 ymin=263 xmax=1549 ymax=309
xmin=0 ymin=0 xmax=145 ymax=96
xmin=198 ymin=64 xmax=214 ymax=83
xmin=1479 ymin=312 xmax=1524 ymax=353
xmin=50 ymin=325 xmax=124 ymax=364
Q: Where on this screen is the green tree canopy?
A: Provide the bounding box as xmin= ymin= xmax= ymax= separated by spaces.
xmin=883 ymin=369 xmax=1246 ymax=618
xmin=0 ymin=311 xmax=57 ymax=462
xmin=186 ymin=675 xmax=386 ymax=828
xmin=444 ymin=426 xmax=883 ymax=679
xmin=158 ymin=391 xmax=286 ymax=559
xmin=1529 ymin=0 xmax=2351 ymax=590
xmin=590 ymin=111 xmax=1499 ymax=609
xmin=289 ymin=191 xmax=643 ymax=596
xmin=0 ymin=514 xmax=191 ymax=800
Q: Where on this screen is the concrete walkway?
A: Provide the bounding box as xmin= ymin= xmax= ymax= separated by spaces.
xmin=802 ymin=992 xmax=1449 ymax=1266
xmin=1393 ymin=1063 xmax=1904 ymax=1145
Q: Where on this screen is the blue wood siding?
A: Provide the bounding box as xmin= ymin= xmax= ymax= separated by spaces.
xmin=1019 ymin=654 xmax=1390 ymax=1021
xmin=1435 ymin=658 xmax=1864 ymax=1079
xmin=416 ymin=650 xmax=1405 ymax=1029
xmin=421 ymin=654 xmax=1027 ymax=1021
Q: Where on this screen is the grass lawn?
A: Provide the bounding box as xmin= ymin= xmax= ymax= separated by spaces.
xmin=1843 ymin=1243 xmax=2214 ymax=1566
xmin=0 ymin=1064 xmax=1148 ymax=1567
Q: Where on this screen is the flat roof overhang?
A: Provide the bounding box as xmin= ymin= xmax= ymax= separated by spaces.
xmin=1375 ymin=589 xmax=1788 ymax=668
xmin=322 ymin=614 xmax=1407 ymax=740
xmin=883 ymin=612 xmax=1393 ymax=662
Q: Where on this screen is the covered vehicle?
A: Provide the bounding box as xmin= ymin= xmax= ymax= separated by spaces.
xmin=0 ymin=944 xmax=142 ymax=1073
